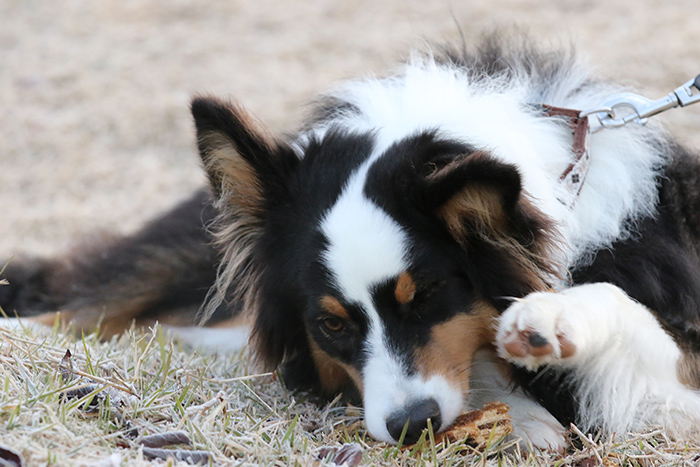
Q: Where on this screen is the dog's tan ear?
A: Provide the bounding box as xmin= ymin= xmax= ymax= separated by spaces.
xmin=424 ymin=152 xmax=523 ymax=244
xmin=191 ymin=96 xmax=298 ymax=213
xmin=424 ymin=151 xmax=558 ymax=301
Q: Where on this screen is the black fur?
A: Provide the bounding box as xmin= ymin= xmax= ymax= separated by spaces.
xmin=1 ymin=190 xmax=230 ymax=330
xmin=249 ymin=130 xmax=376 ymax=379
xmin=573 ymin=144 xmax=700 ymax=349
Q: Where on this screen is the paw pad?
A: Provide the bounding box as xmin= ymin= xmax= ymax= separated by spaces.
xmin=502 ymin=329 xmax=576 ymax=362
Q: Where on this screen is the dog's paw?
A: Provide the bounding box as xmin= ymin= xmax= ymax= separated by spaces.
xmin=512 ymin=414 xmax=568 ymax=452
xmin=496 ymin=291 xmax=578 ymax=370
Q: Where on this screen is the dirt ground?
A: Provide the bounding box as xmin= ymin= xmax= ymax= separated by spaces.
xmin=2 ymin=0 xmax=700 ymax=258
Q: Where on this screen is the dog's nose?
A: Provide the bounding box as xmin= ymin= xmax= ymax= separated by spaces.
xmin=385 ymin=398 xmax=442 ymax=444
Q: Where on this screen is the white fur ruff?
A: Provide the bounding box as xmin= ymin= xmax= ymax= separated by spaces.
xmin=303 ymin=57 xmax=667 ymax=272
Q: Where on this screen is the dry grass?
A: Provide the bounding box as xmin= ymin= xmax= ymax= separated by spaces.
xmin=1 ymin=316 xmax=699 ymax=467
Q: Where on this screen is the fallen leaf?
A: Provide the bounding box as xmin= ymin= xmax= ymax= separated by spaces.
xmin=59 ymin=349 xmax=75 ymax=382
xmin=141 ymin=447 xmax=212 ymax=464
xmin=0 ymin=444 xmax=24 ymax=467
xmin=317 ymin=443 xmax=363 ymax=466
xmin=139 ymin=431 xmax=191 ymax=448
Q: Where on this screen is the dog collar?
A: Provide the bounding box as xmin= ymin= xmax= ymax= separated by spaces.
xmin=536 ymin=104 xmax=591 ymax=208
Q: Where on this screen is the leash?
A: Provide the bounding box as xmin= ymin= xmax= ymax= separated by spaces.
xmin=546 ymin=74 xmax=700 ymax=207
xmin=581 ymin=73 xmax=700 ymax=131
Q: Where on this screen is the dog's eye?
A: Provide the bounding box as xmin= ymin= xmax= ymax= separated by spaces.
xmin=321 ymin=316 xmax=345 ymax=333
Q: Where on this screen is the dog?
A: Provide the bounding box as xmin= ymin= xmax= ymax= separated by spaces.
xmin=3 ymin=34 xmax=700 ymax=450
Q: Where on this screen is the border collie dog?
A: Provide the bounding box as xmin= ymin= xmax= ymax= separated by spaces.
xmin=3 ymin=35 xmax=700 ymax=450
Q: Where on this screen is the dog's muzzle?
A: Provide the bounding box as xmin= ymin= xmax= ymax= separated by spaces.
xmin=385 ymin=397 xmax=443 ymax=444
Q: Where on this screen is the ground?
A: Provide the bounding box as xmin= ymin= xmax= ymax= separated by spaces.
xmin=2 ymin=0 xmax=699 ymax=257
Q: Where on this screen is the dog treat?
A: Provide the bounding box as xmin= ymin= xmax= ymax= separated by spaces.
xmin=434 ymin=402 xmax=512 ymax=447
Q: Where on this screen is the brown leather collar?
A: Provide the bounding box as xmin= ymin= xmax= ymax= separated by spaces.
xmin=539 ymin=105 xmax=591 ymax=208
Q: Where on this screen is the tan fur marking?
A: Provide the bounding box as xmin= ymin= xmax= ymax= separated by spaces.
xmin=438 ymin=184 xmax=506 ymax=244
xmin=320 ymin=296 xmax=350 ymax=320
xmin=77 ymin=300 xmax=155 ymax=337
xmin=395 ymin=272 xmax=416 ymax=305
xmin=202 ymin=132 xmax=264 ymax=216
xmin=677 ymin=352 xmax=700 ymax=389
xmin=227 ymin=101 xmax=279 ymax=153
xmin=199 ymin=101 xmax=279 ymax=217
xmin=29 ymin=308 xmax=143 ymax=338
xmin=28 ymin=300 xmax=237 ymax=339
xmin=414 ymin=300 xmax=499 ymax=390
xmin=341 ymin=363 xmax=363 ymax=395
xmin=307 ymin=336 xmax=363 ymax=395
xmin=439 ymin=185 xmax=558 ymax=293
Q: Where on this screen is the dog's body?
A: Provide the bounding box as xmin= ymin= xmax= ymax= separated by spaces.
xmin=3 ymin=35 xmax=700 ymax=449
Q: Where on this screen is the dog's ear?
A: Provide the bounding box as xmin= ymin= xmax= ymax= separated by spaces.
xmin=422 ymin=151 xmax=523 ymax=243
xmin=191 ymin=96 xmax=298 ymax=210
xmin=422 ymin=151 xmax=558 ymax=302
xmin=191 ymin=97 xmax=301 ymax=367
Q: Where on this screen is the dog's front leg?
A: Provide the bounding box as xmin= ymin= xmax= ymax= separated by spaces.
xmin=496 ymin=282 xmax=700 ymax=436
xmin=469 ymin=349 xmax=568 ymax=451
xmin=496 ymin=283 xmax=676 ymax=371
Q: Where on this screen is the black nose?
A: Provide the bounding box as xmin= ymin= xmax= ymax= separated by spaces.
xmin=385 ymin=398 xmax=442 ymax=444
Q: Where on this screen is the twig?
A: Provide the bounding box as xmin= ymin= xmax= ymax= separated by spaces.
xmin=570 ymin=423 xmax=604 ymax=465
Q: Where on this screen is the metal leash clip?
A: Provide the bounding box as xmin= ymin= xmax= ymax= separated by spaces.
xmin=581 ymin=74 xmax=700 ymax=130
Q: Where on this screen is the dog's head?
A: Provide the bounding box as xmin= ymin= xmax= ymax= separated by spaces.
xmin=192 ymin=96 xmax=557 ymax=444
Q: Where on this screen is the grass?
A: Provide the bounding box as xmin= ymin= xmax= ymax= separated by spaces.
xmin=1 ymin=318 xmax=700 ymax=466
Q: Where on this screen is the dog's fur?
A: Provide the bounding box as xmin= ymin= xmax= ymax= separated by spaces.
xmin=3 ymin=34 xmax=700 ymax=449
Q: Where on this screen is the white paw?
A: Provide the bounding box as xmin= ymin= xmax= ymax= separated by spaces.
xmin=496 ymin=291 xmax=579 ymax=370
xmin=512 ymin=415 xmax=568 ymax=452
